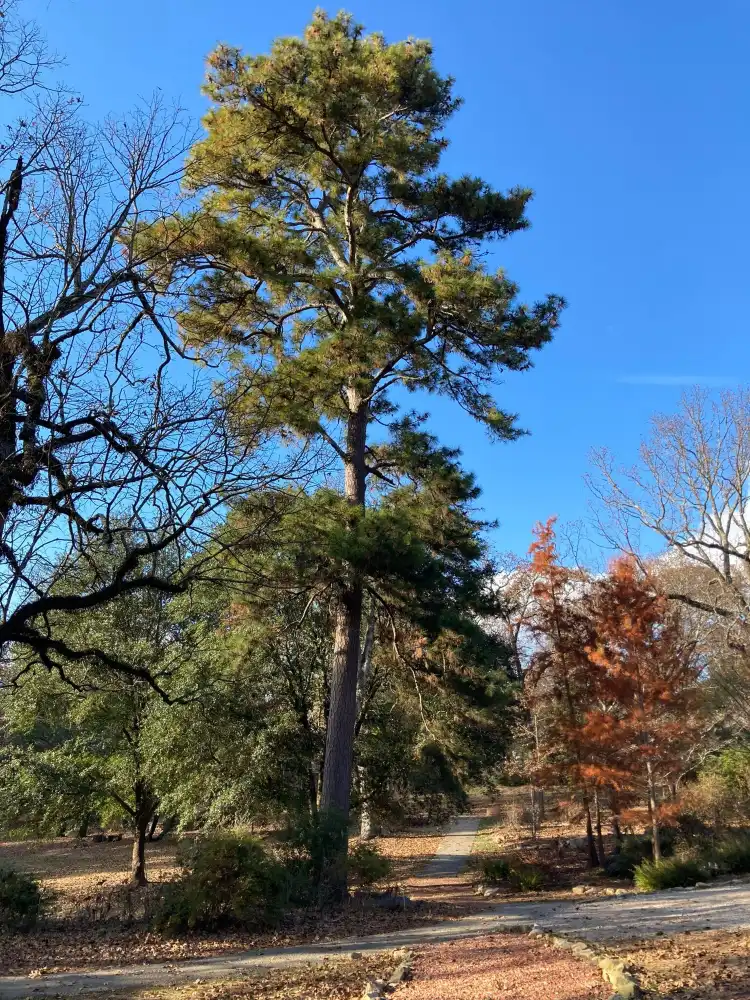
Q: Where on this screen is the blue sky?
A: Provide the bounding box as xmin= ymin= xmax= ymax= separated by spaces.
xmin=25 ymin=0 xmax=750 ymax=558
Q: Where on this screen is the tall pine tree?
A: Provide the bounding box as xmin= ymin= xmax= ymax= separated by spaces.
xmin=145 ymin=12 xmax=563 ymax=850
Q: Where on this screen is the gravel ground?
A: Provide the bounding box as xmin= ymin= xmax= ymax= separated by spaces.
xmin=400 ymin=934 xmax=610 ymax=1000
xmin=492 ymin=879 xmax=750 ymax=941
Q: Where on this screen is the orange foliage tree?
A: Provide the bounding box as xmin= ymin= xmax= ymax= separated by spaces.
xmin=582 ymin=556 xmax=704 ymax=859
xmin=524 ymin=518 xmax=602 ymax=867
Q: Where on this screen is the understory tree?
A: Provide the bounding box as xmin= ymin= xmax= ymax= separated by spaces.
xmin=142 ymin=11 xmax=562 ymax=878
xmin=0 ymin=541 xmax=192 ymax=883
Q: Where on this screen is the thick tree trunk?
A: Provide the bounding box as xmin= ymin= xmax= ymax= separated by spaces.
xmin=320 ymin=402 xmax=367 ymax=894
xmin=582 ymin=790 xmax=600 ymax=868
xmin=356 ymin=609 xmax=376 ymax=841
xmin=646 ymin=762 xmax=661 ymax=861
xmin=320 ymin=585 xmax=364 ymax=818
xmin=131 ymin=814 xmax=149 ymax=886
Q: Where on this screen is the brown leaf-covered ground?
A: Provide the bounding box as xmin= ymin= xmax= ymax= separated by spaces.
xmin=0 ymin=831 xmax=469 ymax=975
xmin=605 ymin=928 xmax=750 ymax=998
xmin=51 ymin=953 xmax=398 ymax=1000
xmin=469 ymin=803 xmax=632 ymax=902
xmin=399 ymin=935 xmax=611 ymax=1000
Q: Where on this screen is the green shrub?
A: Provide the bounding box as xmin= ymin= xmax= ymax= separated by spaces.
xmin=510 ymin=863 xmax=545 ymax=892
xmin=712 ymin=833 xmax=750 ymax=875
xmin=603 ymin=852 xmax=638 ymax=878
xmin=478 ymin=856 xmax=512 ymax=885
xmin=0 ymin=867 xmax=44 ymax=931
xmin=604 ymin=832 xmax=677 ymax=879
xmin=347 ymin=844 xmax=392 ymax=887
xmin=153 ymin=833 xmax=285 ymax=933
xmin=633 ymin=857 xmax=706 ymax=892
xmin=476 ymin=856 xmax=547 ymax=891
xmin=277 ymin=811 xmax=348 ymax=905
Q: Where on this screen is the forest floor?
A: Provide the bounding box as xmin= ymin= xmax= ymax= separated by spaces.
xmin=6 ymin=801 xmax=750 ymax=997
xmin=0 ymin=820 xmax=484 ymax=977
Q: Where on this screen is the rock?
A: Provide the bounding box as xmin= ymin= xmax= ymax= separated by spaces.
xmin=614 ymin=888 xmax=628 ymax=896
xmin=350 ymin=952 xmax=364 ymax=961
xmin=90 ymin=833 xmax=105 ymax=843
xmin=389 ymin=962 xmax=412 ymax=985
xmin=694 ymin=881 xmax=710 ymax=888
xmin=483 ymin=887 xmax=500 ymax=897
xmin=572 ymin=885 xmax=591 ymax=895
xmin=599 ymin=957 xmax=639 ymax=998
xmin=604 ymin=887 xmax=617 ymax=896
xmin=362 ymin=978 xmax=390 ymax=999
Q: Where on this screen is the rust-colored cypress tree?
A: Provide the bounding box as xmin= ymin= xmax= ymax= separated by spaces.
xmin=582 ymin=556 xmax=703 ymax=860
xmin=525 ymin=518 xmax=601 ymax=867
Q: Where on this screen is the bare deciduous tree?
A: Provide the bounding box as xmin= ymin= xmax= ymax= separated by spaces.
xmin=588 ymin=387 xmax=750 ymax=727
xmin=0 ymin=3 xmax=302 ymax=691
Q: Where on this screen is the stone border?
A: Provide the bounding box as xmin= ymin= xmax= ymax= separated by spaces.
xmin=528 ymin=925 xmax=640 ymax=998
xmin=360 ymin=948 xmax=413 ymax=999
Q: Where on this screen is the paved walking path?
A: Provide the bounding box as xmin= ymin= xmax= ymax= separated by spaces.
xmin=414 ymin=814 xmax=480 ymax=880
xmin=493 ymin=879 xmax=750 ymax=941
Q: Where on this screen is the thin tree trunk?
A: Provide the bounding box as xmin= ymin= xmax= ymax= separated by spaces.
xmin=594 ymin=787 xmax=605 ymax=864
xmin=147 ymin=814 xmax=159 ymax=842
xmin=131 ymin=781 xmax=153 ymax=886
xmin=320 ymin=402 xmax=367 ymax=894
xmin=646 ymin=762 xmax=661 ymax=861
xmin=154 ymin=815 xmax=178 ymax=841
xmin=529 ymin=786 xmax=538 ymax=839
xmin=610 ymin=790 xmax=623 ymax=852
xmin=582 ymin=790 xmax=600 ymax=868
xmin=358 ymin=767 xmax=374 ymax=841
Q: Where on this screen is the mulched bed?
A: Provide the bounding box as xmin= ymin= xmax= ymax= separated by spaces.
xmin=399 ymin=934 xmax=611 ymax=1000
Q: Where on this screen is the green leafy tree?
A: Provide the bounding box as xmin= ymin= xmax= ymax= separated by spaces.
xmin=0 ymin=542 xmax=192 ymax=883
xmin=144 ymin=12 xmax=563 ymax=870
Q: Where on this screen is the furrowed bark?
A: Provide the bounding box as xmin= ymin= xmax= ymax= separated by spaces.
xmin=319 ymin=401 xmax=367 ymax=892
